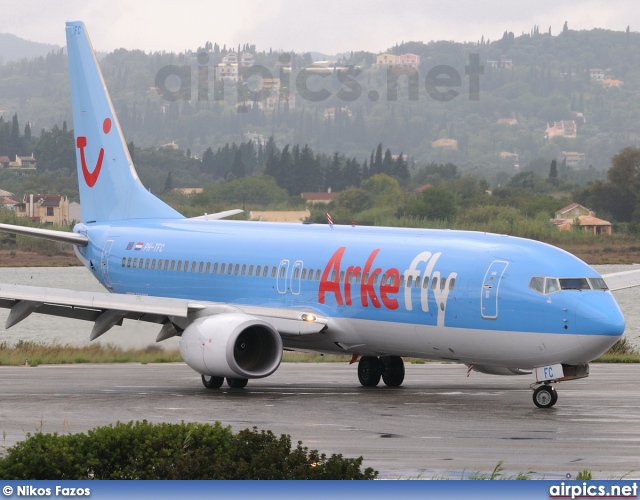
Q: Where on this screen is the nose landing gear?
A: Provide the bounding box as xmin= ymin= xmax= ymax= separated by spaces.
xmin=532 ymin=383 xmax=558 ymax=408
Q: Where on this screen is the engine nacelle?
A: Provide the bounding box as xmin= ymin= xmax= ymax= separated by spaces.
xmin=179 ymin=313 xmax=283 ymax=379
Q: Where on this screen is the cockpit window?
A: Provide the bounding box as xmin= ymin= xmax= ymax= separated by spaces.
xmin=545 ymin=278 xmax=560 ymax=294
xmin=529 ymin=277 xmax=544 ymax=294
xmin=588 ymin=277 xmax=609 ymax=290
xmin=560 ymin=278 xmax=590 ymax=290
xmin=530 ymin=276 xmax=605 ymax=295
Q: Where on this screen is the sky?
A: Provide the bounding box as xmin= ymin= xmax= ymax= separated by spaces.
xmin=0 ymin=0 xmax=638 ymax=55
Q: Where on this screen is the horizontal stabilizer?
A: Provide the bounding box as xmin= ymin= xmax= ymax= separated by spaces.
xmin=0 ymin=223 xmax=89 ymax=246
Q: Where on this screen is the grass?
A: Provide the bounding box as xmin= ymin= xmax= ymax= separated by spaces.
xmin=0 ymin=339 xmax=637 ymax=366
xmin=594 ymin=337 xmax=640 ymax=363
xmin=0 ymin=340 xmax=182 ymax=366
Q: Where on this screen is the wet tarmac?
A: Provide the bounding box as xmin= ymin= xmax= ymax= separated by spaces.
xmin=0 ymin=362 xmax=638 ymax=479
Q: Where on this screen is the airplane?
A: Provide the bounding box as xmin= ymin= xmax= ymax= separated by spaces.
xmin=0 ymin=21 xmax=638 ymax=409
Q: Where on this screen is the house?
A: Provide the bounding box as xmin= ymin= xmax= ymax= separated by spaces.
xmin=546 ymin=121 xmax=577 ymax=139
xmin=14 ymin=194 xmax=70 ymax=226
xmin=432 ymin=138 xmax=458 ymax=150
xmin=240 ymin=52 xmax=254 ymax=67
xmin=551 ymin=203 xmax=612 ymax=235
xmin=498 ymin=118 xmax=518 ymax=126
xmin=301 ymin=192 xmax=337 ymax=204
xmin=0 ymin=156 xmax=11 ymax=168
xmin=215 ymin=63 xmax=239 ymax=82
xmin=16 ymin=154 xmax=37 ymax=169
xmin=589 ymin=68 xmax=605 ymax=81
xmin=1 ymin=196 xmax=19 ymax=210
xmin=561 ymin=151 xmax=586 ymax=168
xmin=265 ymin=93 xmax=295 ymax=110
xmin=249 ymin=209 xmax=310 ymax=223
xmin=601 ymin=79 xmax=623 ymax=88
xmin=375 ymin=53 xmax=420 ymax=70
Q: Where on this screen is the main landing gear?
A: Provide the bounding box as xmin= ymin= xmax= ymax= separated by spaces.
xmin=201 ymin=375 xmax=248 ymax=389
xmin=357 ymin=356 xmax=405 ymax=387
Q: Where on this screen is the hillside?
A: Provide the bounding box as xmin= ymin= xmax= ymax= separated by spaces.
xmin=1 ymin=27 xmax=640 ymax=186
xmin=0 ymin=33 xmax=60 ymax=64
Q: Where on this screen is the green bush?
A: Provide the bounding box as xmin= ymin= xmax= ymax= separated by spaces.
xmin=0 ymin=421 xmax=377 ymax=480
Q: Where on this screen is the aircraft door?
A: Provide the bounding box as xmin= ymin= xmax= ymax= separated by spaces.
xmin=481 ymin=260 xmax=508 ymax=319
xmin=101 ymin=239 xmax=114 ymax=289
xmin=290 ymin=260 xmax=303 ymax=295
xmin=276 ymin=259 xmax=289 ymax=294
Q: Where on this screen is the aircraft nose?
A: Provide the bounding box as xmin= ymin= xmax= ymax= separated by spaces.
xmin=575 ymin=292 xmax=625 ymax=359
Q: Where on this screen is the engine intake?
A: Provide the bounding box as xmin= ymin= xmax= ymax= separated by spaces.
xmin=179 ymin=313 xmax=283 ymax=379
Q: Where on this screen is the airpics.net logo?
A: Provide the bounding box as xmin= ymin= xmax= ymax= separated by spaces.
xmin=549 ymin=482 xmax=638 ymax=499
xmin=154 ymin=53 xmax=484 ymax=110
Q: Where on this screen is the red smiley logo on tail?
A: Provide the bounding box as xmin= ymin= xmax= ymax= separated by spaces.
xmin=77 ymin=118 xmax=111 ymax=187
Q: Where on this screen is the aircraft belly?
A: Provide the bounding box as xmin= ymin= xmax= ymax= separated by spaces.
xmin=282 ymin=317 xmax=603 ymax=368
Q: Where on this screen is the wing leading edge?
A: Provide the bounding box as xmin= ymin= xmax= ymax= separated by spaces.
xmin=0 ymin=283 xmax=327 ymax=342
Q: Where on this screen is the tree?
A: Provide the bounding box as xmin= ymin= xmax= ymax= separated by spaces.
xmin=549 ymin=159 xmax=558 ymax=180
xmin=163 ymin=171 xmax=173 ymax=193
xmin=408 ymin=186 xmax=456 ymax=220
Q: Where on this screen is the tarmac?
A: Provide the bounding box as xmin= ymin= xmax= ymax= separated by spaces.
xmin=0 ymin=362 xmax=638 ymax=479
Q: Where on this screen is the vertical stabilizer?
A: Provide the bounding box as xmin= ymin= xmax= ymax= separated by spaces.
xmin=65 ymin=22 xmax=183 ymax=223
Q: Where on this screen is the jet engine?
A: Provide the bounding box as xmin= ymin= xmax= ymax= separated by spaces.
xmin=179 ymin=313 xmax=283 ymax=379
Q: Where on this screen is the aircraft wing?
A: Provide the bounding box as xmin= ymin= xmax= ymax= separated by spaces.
xmin=0 ymin=283 xmax=327 ymax=342
xmin=601 ymin=268 xmax=640 ymax=291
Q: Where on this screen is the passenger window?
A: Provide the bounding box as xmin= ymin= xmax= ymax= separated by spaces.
xmin=220 ymin=263 xmax=225 ymax=274
xmin=449 ymin=278 xmax=455 ymax=291
xmin=228 ymin=263 xmax=233 ymax=275
xmin=415 ymin=276 xmax=421 ymax=288
xmin=213 ymin=262 xmax=218 ymax=273
xmin=157 ymin=259 xmax=162 ymax=270
xmin=301 ymin=269 xmax=307 ymax=280
xmin=545 ymin=278 xmax=560 ymax=294
xmin=248 ymin=265 xmax=253 ymax=276
xmin=339 ymin=271 xmax=344 ymax=283
xmin=294 ymin=268 xmax=300 ymax=280
xmin=176 ymin=260 xmax=182 ymax=272
xmin=431 ymin=277 xmax=438 ymax=290
xmin=241 ymin=264 xmax=246 ymax=275
xmin=331 ymin=270 xmax=337 ymax=281
xmin=440 ymin=278 xmax=446 ymax=291
xmin=199 ymin=262 xmax=204 ymax=273
xmin=264 ymin=266 xmax=269 ymax=278
xmin=133 ymin=257 xmax=138 ymax=268
xmin=256 ymin=265 xmax=261 ymax=276
xmin=205 ymin=262 xmax=210 ymax=273
xmin=529 ymin=277 xmax=544 ymax=294
xmin=234 ymin=264 xmax=239 ymax=275
xmin=399 ymin=275 xmax=404 ymax=287
xmin=122 ymin=257 xmax=126 ymax=267
xmin=164 ymin=260 xmax=169 ymax=271
xmin=191 ymin=262 xmax=197 ymax=272
xmin=145 ymin=258 xmax=150 ymax=270
xmin=315 ymin=269 xmax=321 ymax=281
xmin=170 ymin=260 xmax=175 ymax=271
xmin=184 ymin=260 xmax=189 ymax=272
xmin=151 ymin=259 xmax=156 ymax=270
xmin=127 ymin=257 xmax=132 ymax=268
xmin=280 ymin=266 xmax=286 ymax=279
xmin=271 ymin=266 xmax=277 ymax=278
xmin=407 ymin=276 xmax=413 ymax=288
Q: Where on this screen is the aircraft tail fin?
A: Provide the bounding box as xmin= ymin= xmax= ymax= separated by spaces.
xmin=65 ymin=21 xmax=183 ymax=223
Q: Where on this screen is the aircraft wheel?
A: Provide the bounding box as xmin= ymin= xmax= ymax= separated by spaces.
xmin=201 ymin=374 xmax=224 ymax=389
xmin=381 ymin=356 xmax=405 ymax=387
xmin=227 ymin=377 xmax=248 ymax=389
xmin=533 ymin=385 xmax=558 ymax=408
xmin=358 ymin=356 xmax=382 ymax=387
